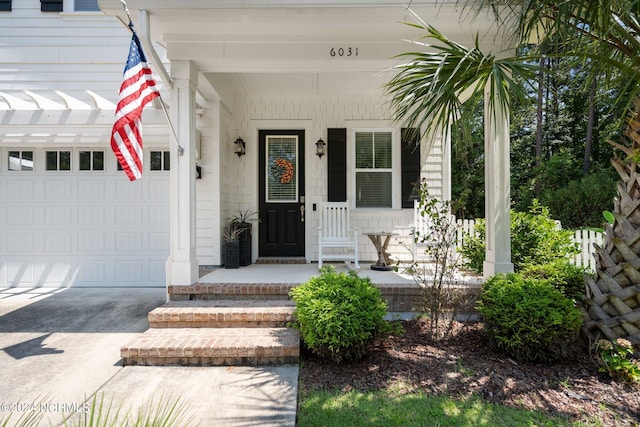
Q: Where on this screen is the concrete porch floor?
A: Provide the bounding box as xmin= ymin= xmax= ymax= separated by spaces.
xmin=198 ymin=261 xmax=484 ymax=287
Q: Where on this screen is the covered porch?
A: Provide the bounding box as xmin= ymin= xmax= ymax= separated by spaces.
xmin=98 ymin=0 xmax=514 ymax=289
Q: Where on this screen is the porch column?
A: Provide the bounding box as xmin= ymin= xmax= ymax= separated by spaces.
xmin=483 ymin=83 xmax=514 ymax=277
xmin=166 ymin=60 xmax=198 ymax=286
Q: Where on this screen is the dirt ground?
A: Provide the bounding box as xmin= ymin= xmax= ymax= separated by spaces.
xmin=298 ymin=319 xmax=640 ymax=426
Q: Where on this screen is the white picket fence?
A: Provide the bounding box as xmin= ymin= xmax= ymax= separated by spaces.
xmin=570 ymin=228 xmax=604 ymax=271
xmin=455 ymin=219 xmax=604 ymax=271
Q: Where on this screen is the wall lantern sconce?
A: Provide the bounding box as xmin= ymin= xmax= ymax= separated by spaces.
xmin=234 ymin=138 xmax=246 ymax=157
xmin=315 ymin=138 xmax=326 ymax=158
xmin=196 ymin=164 xmax=202 ymax=180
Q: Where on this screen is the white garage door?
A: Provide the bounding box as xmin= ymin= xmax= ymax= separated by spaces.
xmin=0 ymin=147 xmax=170 ymax=287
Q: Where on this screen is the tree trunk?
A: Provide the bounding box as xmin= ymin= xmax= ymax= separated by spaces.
xmin=583 ymin=96 xmax=640 ymax=348
xmin=534 ymin=56 xmax=545 ymax=198
xmin=583 ymin=77 xmax=597 ymax=175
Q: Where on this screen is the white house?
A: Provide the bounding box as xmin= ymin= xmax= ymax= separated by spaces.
xmin=0 ymin=0 xmax=513 ymax=288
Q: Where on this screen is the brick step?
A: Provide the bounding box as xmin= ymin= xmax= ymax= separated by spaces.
xmin=169 ymin=283 xmax=296 ymax=301
xmin=148 ymin=300 xmax=296 ymax=328
xmin=121 ymin=327 xmax=300 ymax=366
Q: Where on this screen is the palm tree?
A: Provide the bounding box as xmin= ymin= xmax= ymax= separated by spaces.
xmin=385 ymin=1 xmax=640 ymax=346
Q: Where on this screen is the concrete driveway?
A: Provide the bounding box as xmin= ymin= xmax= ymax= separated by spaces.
xmin=0 ymin=287 xmax=298 ymax=426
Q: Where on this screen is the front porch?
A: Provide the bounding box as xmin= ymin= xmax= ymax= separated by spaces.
xmin=122 ymin=262 xmax=482 ymax=367
xmin=186 ymin=261 xmax=484 ymax=316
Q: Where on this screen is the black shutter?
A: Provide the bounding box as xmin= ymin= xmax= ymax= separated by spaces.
xmin=401 ymin=128 xmax=421 ymax=208
xmin=327 ymin=128 xmax=347 ymax=202
xmin=0 ymin=0 xmax=11 ymax=11
xmin=41 ymin=0 xmax=63 ymax=12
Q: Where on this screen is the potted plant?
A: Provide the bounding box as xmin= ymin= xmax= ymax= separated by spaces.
xmin=229 ymin=209 xmax=259 ymax=266
xmin=223 ymin=224 xmax=244 ymax=269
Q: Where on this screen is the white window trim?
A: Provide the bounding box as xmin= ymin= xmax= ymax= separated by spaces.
xmin=349 ymin=127 xmax=401 ymax=210
xmin=44 ymin=149 xmax=73 ymax=173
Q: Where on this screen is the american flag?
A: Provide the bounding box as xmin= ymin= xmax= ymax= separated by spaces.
xmin=111 ymin=31 xmax=159 ymax=181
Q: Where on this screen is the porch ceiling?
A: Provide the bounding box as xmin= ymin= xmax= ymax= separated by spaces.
xmin=99 ymin=1 xmax=510 ymax=97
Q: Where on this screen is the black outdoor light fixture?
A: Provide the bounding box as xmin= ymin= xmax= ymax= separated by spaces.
xmin=315 ymin=138 xmax=326 ymax=158
xmin=234 ymin=137 xmax=246 ymax=157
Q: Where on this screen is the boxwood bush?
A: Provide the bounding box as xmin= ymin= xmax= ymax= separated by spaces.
xmin=460 ymin=201 xmax=578 ymax=274
xmin=520 ymin=260 xmax=588 ymax=302
xmin=477 ymin=273 xmax=583 ymax=362
xmin=289 ymin=266 xmax=389 ymax=363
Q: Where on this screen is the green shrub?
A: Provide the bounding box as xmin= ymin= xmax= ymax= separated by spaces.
xmin=540 ymin=171 xmax=617 ymax=229
xmin=477 ymin=273 xmax=583 ymax=362
xmin=460 ymin=201 xmax=579 ymax=274
xmin=520 ymin=261 xmax=588 ymax=302
xmin=289 ymin=266 xmax=389 ymax=363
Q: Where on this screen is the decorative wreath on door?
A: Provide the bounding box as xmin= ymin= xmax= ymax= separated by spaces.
xmin=270 ymin=158 xmax=295 ymax=184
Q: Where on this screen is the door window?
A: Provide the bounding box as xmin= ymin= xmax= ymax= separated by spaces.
xmin=266 ymin=136 xmax=298 ymax=203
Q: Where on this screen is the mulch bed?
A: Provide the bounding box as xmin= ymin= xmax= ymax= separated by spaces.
xmin=298 ymin=319 xmax=640 ymax=426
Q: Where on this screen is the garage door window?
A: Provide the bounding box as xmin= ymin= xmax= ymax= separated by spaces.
xmin=79 ymin=151 xmax=104 ymax=171
xmin=150 ymin=151 xmax=170 ymax=171
xmin=46 ymin=151 xmax=71 ymax=171
xmin=8 ymin=151 xmax=33 ymax=171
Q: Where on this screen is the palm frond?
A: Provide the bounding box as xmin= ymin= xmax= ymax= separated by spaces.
xmin=384 ymin=23 xmax=535 ymax=149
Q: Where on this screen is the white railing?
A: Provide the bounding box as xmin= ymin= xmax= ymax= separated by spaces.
xmin=454 ymin=218 xmax=603 ymax=272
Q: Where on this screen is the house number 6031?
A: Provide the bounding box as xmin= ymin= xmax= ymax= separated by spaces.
xmin=330 ymin=47 xmax=359 ymax=57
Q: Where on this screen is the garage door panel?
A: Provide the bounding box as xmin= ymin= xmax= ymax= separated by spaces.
xmin=6 ymin=232 xmax=34 ymax=252
xmin=44 ymin=179 xmax=73 ymax=199
xmin=116 ymin=179 xmax=143 ymax=198
xmin=44 ymin=205 xmax=73 ymax=225
xmin=78 ymin=232 xmax=106 ymax=252
xmin=148 ymin=232 xmax=169 ymax=252
xmin=78 ymin=180 xmax=106 ymax=199
xmin=34 ymin=263 xmax=75 ymax=286
xmin=114 ymin=232 xmax=143 ymax=251
xmin=7 ymin=206 xmax=34 ymax=226
xmin=78 ymin=206 xmax=106 ymax=225
xmin=5 ymin=262 xmax=34 ymax=285
xmin=44 ymin=232 xmax=73 ymax=252
xmin=76 ymin=261 xmax=105 ymax=283
xmin=115 ymin=260 xmax=142 ymax=282
xmin=115 ymin=206 xmax=143 ymax=225
xmin=149 ymin=205 xmax=169 ymax=224
xmin=7 ymin=180 xmax=34 ymax=199
xmin=148 ymin=180 xmax=169 ymax=200
xmin=148 ymin=260 xmax=166 ymax=282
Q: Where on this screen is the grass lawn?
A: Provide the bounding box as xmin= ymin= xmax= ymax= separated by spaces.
xmin=297 ymin=387 xmax=577 ymax=427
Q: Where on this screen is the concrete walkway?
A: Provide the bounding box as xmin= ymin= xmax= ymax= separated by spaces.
xmin=0 ymin=287 xmax=298 ymax=426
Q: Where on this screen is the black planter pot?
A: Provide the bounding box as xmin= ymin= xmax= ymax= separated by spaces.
xmin=224 ymin=240 xmax=240 ymax=269
xmin=235 ymin=222 xmax=252 ymax=266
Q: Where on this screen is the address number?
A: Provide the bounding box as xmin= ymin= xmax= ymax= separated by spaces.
xmin=330 ymin=47 xmax=359 ymax=57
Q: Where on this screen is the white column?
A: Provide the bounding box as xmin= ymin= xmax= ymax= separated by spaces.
xmin=483 ymin=84 xmax=514 ymax=276
xmin=166 ymin=60 xmax=198 ymax=286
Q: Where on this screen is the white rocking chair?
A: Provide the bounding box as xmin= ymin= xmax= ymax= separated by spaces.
xmin=317 ymin=201 xmax=359 ymax=269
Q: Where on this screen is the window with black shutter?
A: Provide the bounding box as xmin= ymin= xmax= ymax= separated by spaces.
xmin=0 ymin=0 xmax=11 ymax=12
xmin=401 ymin=128 xmax=421 ymax=208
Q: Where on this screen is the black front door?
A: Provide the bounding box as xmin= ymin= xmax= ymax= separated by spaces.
xmin=258 ymin=130 xmax=305 ymax=257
